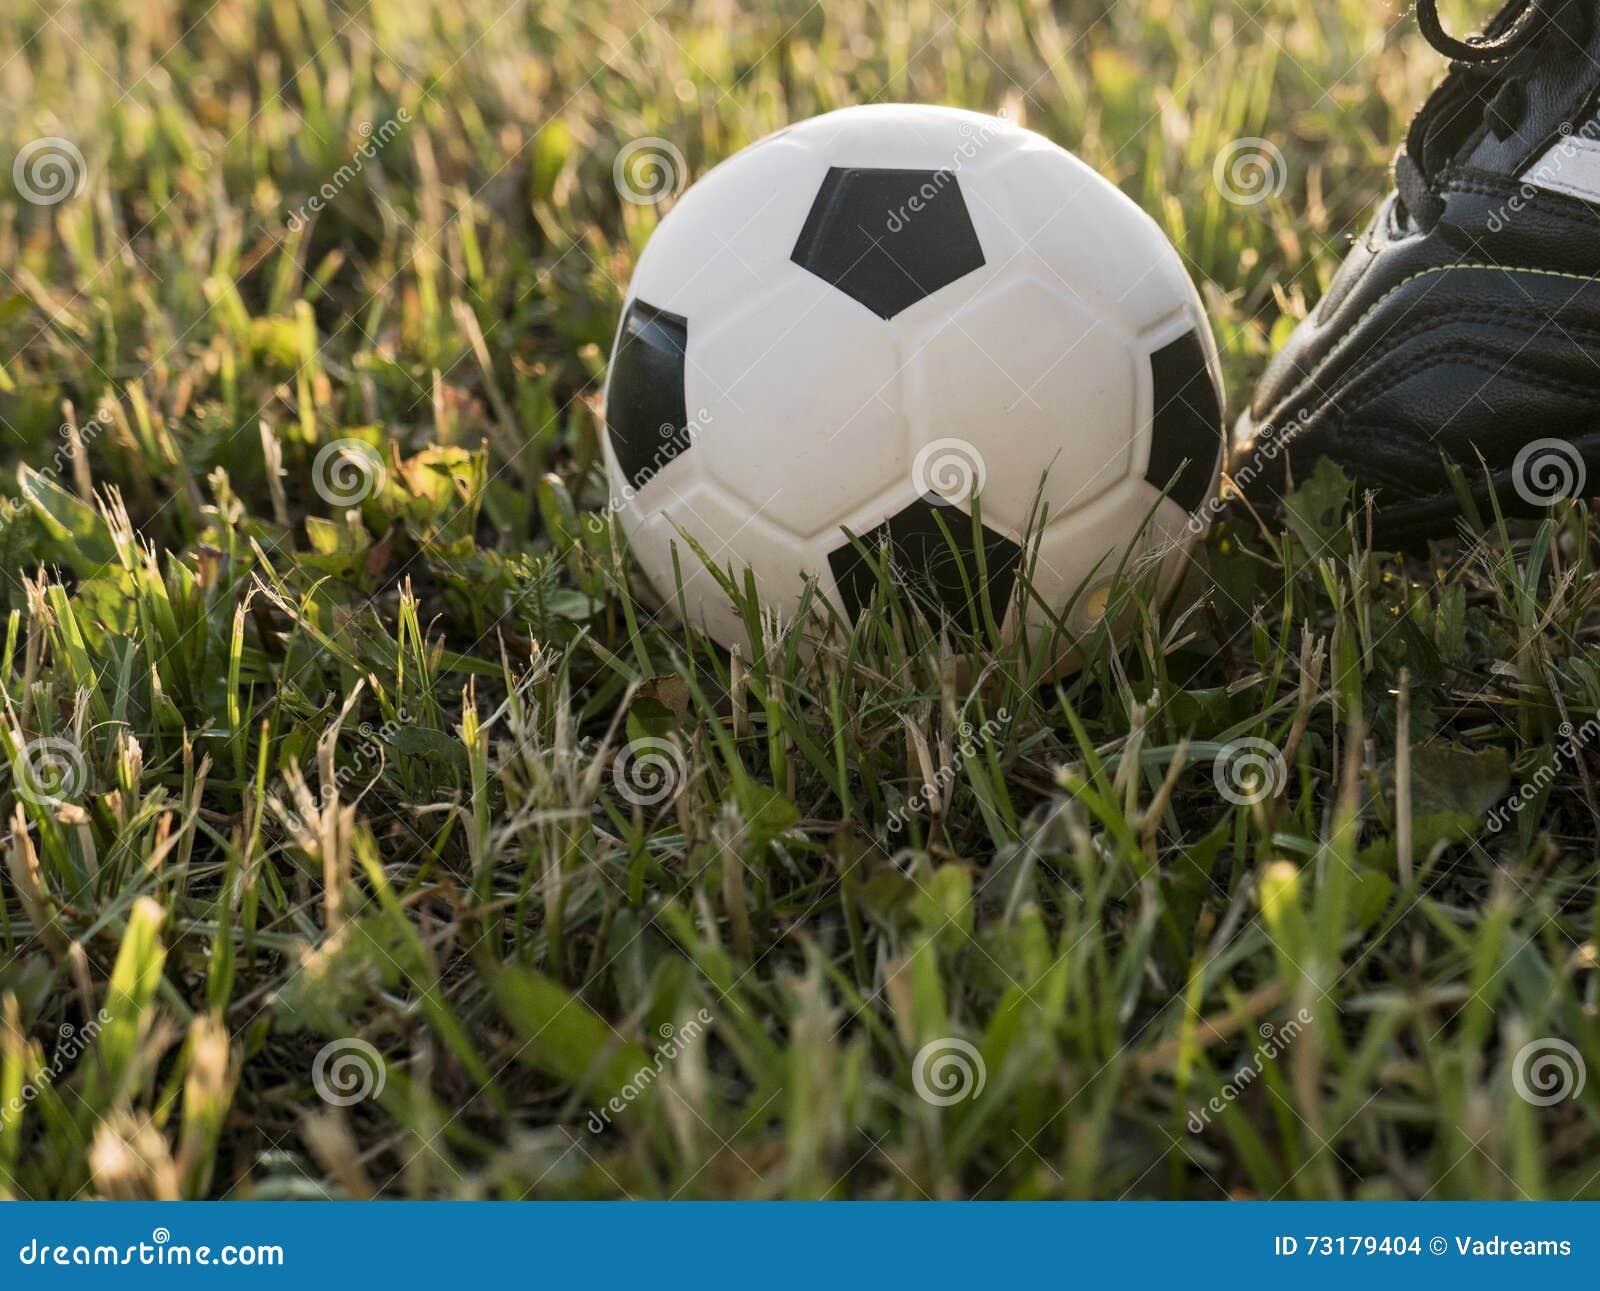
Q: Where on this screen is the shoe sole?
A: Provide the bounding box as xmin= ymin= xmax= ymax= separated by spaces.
xmin=1231 ymin=411 xmax=1600 ymax=547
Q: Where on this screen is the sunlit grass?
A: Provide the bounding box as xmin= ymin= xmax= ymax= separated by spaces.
xmin=0 ymin=0 xmax=1594 ymax=1200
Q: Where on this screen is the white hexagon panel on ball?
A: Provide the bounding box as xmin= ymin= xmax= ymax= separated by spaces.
xmin=603 ymin=103 xmax=1224 ymax=668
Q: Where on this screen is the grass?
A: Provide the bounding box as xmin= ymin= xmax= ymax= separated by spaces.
xmin=0 ymin=0 xmax=1597 ymax=1200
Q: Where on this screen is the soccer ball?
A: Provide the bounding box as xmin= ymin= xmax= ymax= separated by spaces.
xmin=602 ymin=104 xmax=1223 ymax=665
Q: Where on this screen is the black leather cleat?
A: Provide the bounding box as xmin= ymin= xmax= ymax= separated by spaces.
xmin=1239 ymin=0 xmax=1600 ymax=542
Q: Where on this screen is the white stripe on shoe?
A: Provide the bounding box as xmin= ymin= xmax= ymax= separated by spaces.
xmin=1522 ymin=132 xmax=1600 ymax=204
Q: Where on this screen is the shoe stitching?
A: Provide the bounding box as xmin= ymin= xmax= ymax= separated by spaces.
xmin=1260 ymin=277 xmax=1600 ymax=423
xmin=1338 ymin=264 xmax=1600 ymax=342
xmin=1443 ymin=171 xmax=1600 ymax=211
xmin=1285 ymin=340 xmax=1600 ymax=450
xmin=1347 ymin=339 xmax=1600 ymax=411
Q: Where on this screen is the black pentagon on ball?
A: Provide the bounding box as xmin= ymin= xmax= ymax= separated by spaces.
xmin=606 ymin=298 xmax=691 ymax=492
xmin=791 ymin=167 xmax=986 ymax=319
xmin=827 ymin=496 xmax=1022 ymax=629
xmin=1144 ymin=328 xmax=1223 ymax=513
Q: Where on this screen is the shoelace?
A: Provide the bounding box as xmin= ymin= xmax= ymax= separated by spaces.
xmin=1396 ymin=0 xmax=1595 ymax=228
